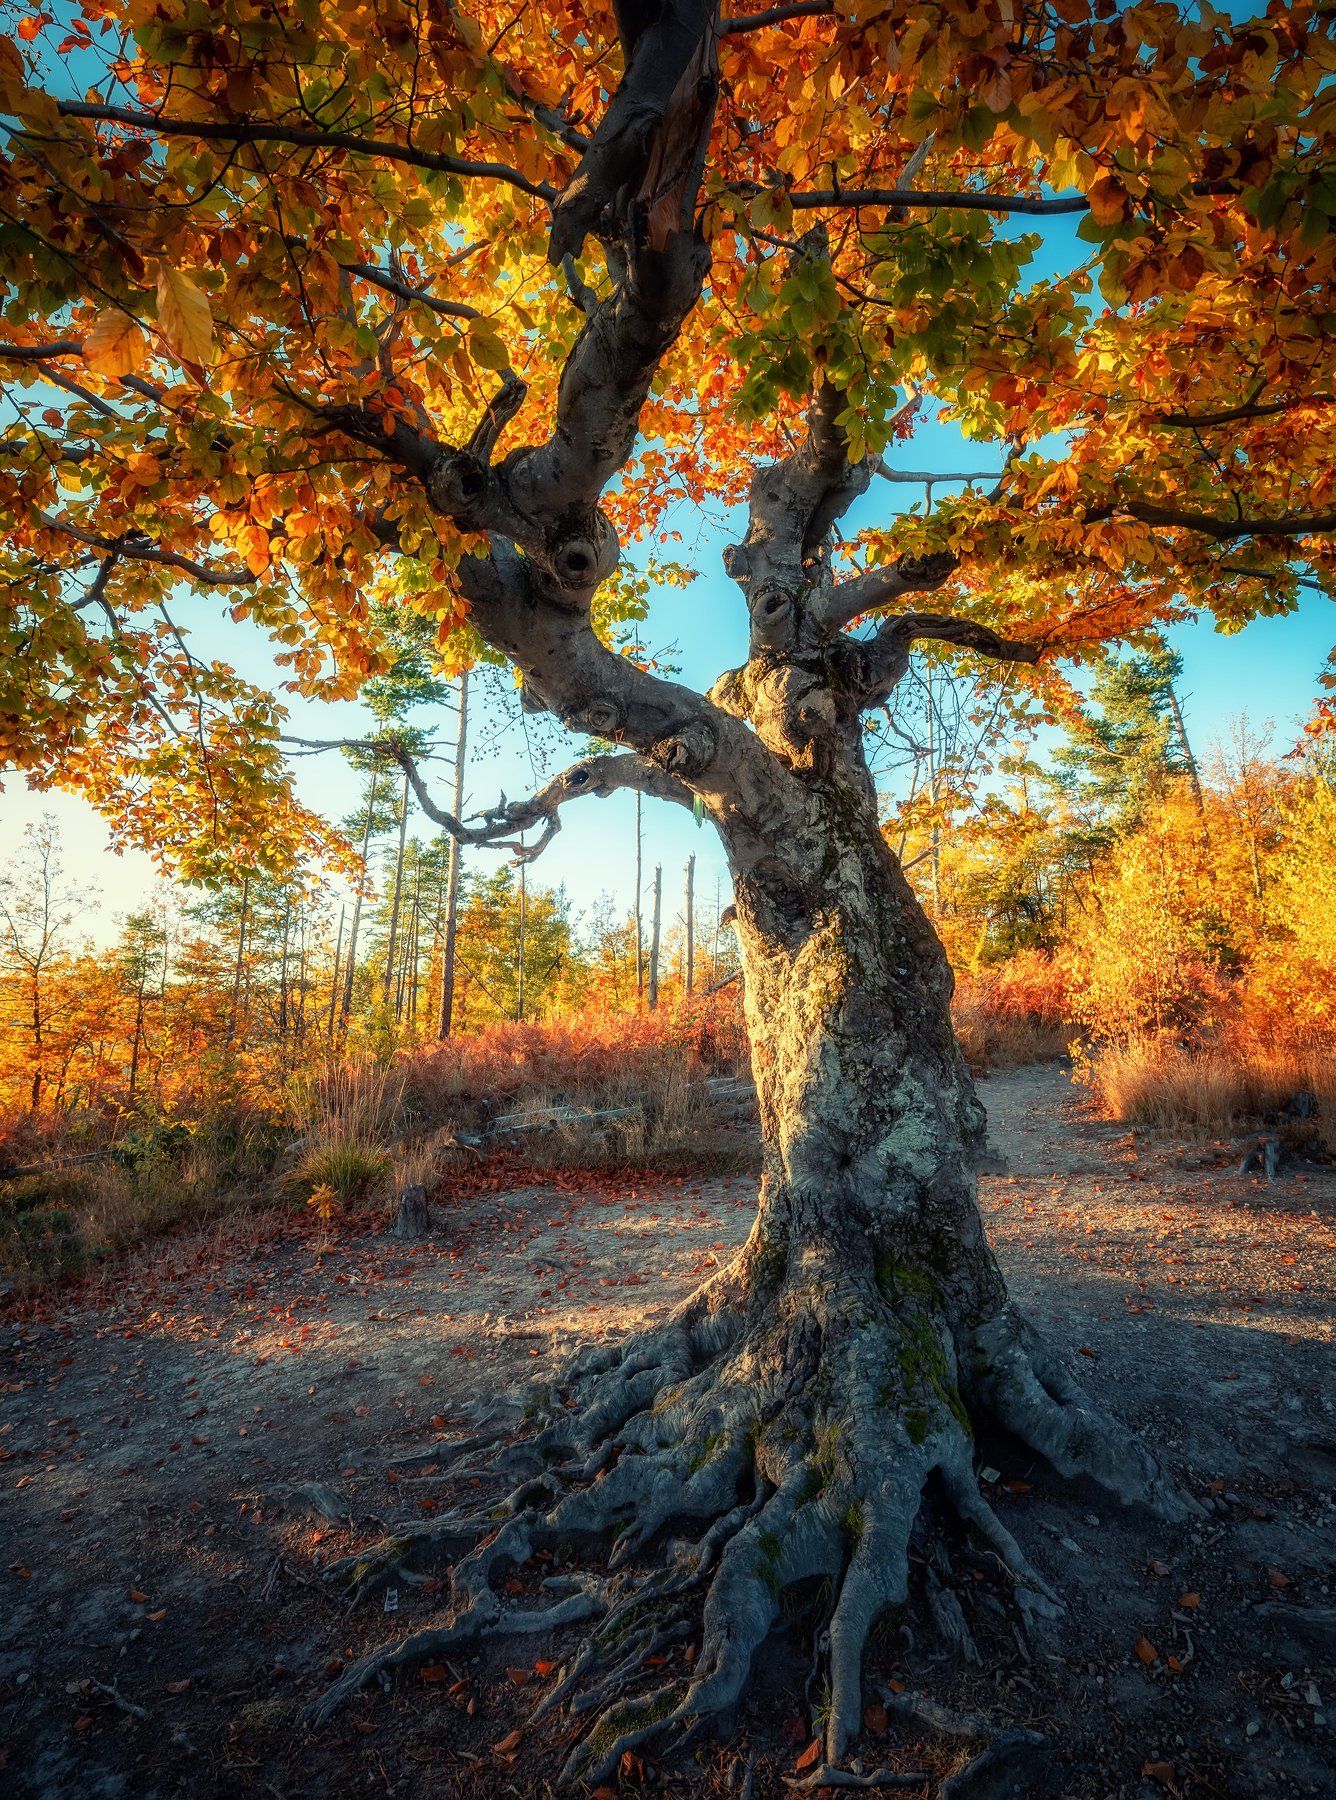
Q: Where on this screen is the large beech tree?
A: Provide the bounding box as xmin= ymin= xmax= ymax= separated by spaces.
xmin=2 ymin=0 xmax=1334 ymax=1781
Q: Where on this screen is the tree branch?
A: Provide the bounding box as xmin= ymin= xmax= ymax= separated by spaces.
xmin=721 ymin=1 xmax=832 ymax=29
xmin=1087 ymin=500 xmax=1336 ymax=541
xmin=817 ymin=552 xmax=959 ymax=633
xmin=285 ymin=737 xmax=693 ymax=863
xmin=0 ymin=340 xmax=82 ymax=361
xmin=1157 ymin=395 xmax=1334 ymax=428
xmin=772 ymin=178 xmax=1236 ymax=218
xmin=856 ymin=611 xmax=1040 ymax=703
xmin=547 ymin=0 xmax=719 ymax=264
xmin=52 ymin=102 xmax=557 ymax=202
xmin=37 ymin=514 xmax=256 ymax=585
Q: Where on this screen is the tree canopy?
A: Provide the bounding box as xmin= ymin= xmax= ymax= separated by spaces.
xmin=2 ymin=0 xmax=1332 ymax=876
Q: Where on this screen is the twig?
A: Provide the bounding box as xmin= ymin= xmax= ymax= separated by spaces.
xmin=89 ymin=1677 xmax=151 ymax=1721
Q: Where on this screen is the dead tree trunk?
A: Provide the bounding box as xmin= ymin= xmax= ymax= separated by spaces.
xmin=341 ymin=767 xmax=380 ymax=1028
xmin=684 ymin=851 xmax=695 ymax=994
xmin=382 ymin=768 xmax=410 ymax=1010
xmin=648 ymin=862 xmax=662 ymax=1010
xmin=439 ymin=669 xmax=469 ymax=1038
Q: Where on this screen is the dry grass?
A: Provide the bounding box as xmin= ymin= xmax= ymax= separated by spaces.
xmin=1 ymin=1008 xmax=754 ymax=1289
xmin=1090 ymin=1038 xmax=1336 ymax=1149
xmin=953 ymin=998 xmax=1071 ymax=1070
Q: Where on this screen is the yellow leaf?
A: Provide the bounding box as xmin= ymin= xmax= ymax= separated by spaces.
xmin=84 ymin=310 xmax=147 ymax=378
xmin=156 ymin=266 xmax=213 ymax=366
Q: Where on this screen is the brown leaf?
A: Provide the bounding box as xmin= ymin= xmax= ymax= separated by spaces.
xmin=863 ymin=1702 xmax=888 ymax=1735
xmin=1133 ymin=1636 xmax=1158 ymax=1665
xmin=166 ymin=1679 xmax=191 ymax=1695
xmin=506 ymin=1667 xmax=531 ymax=1686
xmin=533 ymin=1659 xmax=557 ymax=1677
xmin=1147 ymin=1559 xmax=1170 ymax=1577
xmin=492 ymin=1728 xmax=523 ymax=1756
xmin=420 ymin=1664 xmax=449 ymax=1683
xmin=1141 ymin=1761 xmax=1175 ymax=1787
xmin=796 ymin=1739 xmax=822 ymax=1771
xmin=1178 ymin=1592 xmax=1201 ymax=1609
xmin=128 ymin=1589 xmax=149 ymax=1604
xmin=1267 ymin=1568 xmax=1290 ymax=1589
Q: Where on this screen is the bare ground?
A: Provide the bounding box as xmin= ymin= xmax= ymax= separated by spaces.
xmin=1 ymin=1064 xmax=1332 ymax=1799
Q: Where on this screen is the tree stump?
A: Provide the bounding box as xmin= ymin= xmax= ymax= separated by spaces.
xmin=391 ymin=1183 xmax=431 ymax=1240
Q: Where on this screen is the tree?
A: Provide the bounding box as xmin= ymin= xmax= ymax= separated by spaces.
xmin=2 ymin=1 xmax=1334 ymax=1781
xmin=1050 ymin=646 xmax=1196 ymax=850
xmin=0 ymin=817 xmax=80 ymax=1109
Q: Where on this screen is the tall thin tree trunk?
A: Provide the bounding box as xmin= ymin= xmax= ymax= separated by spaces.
xmin=128 ymin=981 xmax=145 ymax=1098
xmin=277 ymin=894 xmax=292 ymax=1044
xmin=516 ymin=859 xmax=527 ymax=1022
xmin=327 ymin=903 xmax=346 ymax=1041
xmin=382 ymin=769 xmax=410 ymax=1009
xmin=1168 ymin=678 xmax=1207 ymax=818
xmin=227 ymin=875 xmax=250 ymax=1045
xmin=439 ymin=670 xmax=469 ymax=1039
xmin=342 ymin=767 xmax=380 ymax=1027
xmin=634 ymin=787 xmax=644 ymax=1002
xmin=648 ymin=863 xmax=662 ymax=1011
xmin=684 ymin=852 xmax=696 ymax=995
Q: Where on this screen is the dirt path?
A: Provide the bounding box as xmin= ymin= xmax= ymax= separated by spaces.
xmin=2 ymin=1066 xmax=1332 ymax=1798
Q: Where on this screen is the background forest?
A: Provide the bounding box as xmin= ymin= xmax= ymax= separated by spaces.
xmin=3 ymin=633 xmax=1332 ymax=1287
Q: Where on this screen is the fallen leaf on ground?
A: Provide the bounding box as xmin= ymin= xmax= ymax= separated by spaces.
xmin=1141 ymin=1761 xmax=1175 ymax=1787
xmin=796 ymin=1739 xmax=822 ymax=1771
xmin=1267 ymin=1568 xmax=1290 ymax=1589
xmin=493 ymin=1728 xmax=523 ymax=1756
xmin=1133 ymin=1636 xmax=1158 ymax=1665
xmin=1178 ymin=1592 xmax=1201 ymax=1609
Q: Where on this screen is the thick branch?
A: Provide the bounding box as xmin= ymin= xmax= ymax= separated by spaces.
xmin=816 ymin=553 xmax=958 ymax=633
xmin=52 ymin=103 xmax=557 ymax=200
xmin=724 ymin=379 xmax=874 ymax=651
xmin=721 ymin=1 xmax=832 ymax=28
xmin=1157 ymin=394 xmax=1334 ymax=428
xmin=1088 ymin=500 xmax=1336 ymax=541
xmin=1 ymin=339 xmax=82 ymax=361
xmin=547 ymin=0 xmax=719 ymax=264
xmin=855 ymin=611 xmax=1040 ymax=703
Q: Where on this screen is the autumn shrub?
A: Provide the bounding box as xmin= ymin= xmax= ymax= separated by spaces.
xmin=0 ymin=1131 xmax=237 ymax=1290
xmin=1090 ymin=1037 xmax=1335 ymax=1150
xmin=404 ymin=991 xmax=748 ymax=1124
xmin=953 ymin=950 xmax=1072 ymax=1068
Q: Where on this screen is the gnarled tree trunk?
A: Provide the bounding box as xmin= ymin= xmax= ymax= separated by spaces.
xmin=309 ymin=766 xmax=1183 ymax=1786
xmin=302 ymin=10 xmax=1188 ymax=1784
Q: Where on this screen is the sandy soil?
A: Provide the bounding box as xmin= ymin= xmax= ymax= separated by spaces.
xmin=1 ymin=1065 xmax=1332 ymax=1799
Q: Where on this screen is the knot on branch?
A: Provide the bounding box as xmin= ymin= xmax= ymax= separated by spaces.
xmin=568 ymin=698 xmax=626 ymax=737
xmin=426 ymin=450 xmax=491 ymax=525
xmin=648 ymin=719 xmax=716 ymax=779
xmin=896 ymin=549 xmax=957 ymax=590
xmin=749 ymin=582 xmax=796 ymax=651
xmin=543 ymin=513 xmax=619 ymax=596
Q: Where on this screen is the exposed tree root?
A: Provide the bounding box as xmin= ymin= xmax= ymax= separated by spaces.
xmin=302 ymin=1264 xmax=1189 ymax=1788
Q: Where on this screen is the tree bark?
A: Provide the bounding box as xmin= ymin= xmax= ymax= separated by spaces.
xmin=438 ymin=670 xmax=469 ymax=1039
xmin=341 ymin=767 xmax=380 ymax=1028
xmin=382 ymin=768 xmax=410 ymax=1010
xmin=648 ymin=863 xmax=662 ymax=1010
